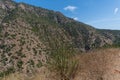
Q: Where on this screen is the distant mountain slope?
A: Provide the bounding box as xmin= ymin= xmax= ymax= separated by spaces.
xmin=97 ymin=29 xmax=120 ymax=46
xmin=0 ymin=0 xmax=120 ymax=76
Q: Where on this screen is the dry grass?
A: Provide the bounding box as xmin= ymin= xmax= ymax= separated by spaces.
xmin=0 ymin=73 xmax=24 ymax=80
xmin=0 ymin=66 xmax=56 ymax=80
xmin=1 ymin=48 xmax=120 ymax=80
xmin=0 ymin=72 xmax=49 ymax=80
xmin=75 ymin=48 xmax=120 ymax=80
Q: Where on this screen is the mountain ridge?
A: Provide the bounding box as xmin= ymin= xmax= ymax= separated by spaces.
xmin=0 ymin=0 xmax=120 ymax=77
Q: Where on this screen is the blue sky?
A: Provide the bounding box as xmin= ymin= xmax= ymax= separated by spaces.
xmin=14 ymin=0 xmax=120 ymax=30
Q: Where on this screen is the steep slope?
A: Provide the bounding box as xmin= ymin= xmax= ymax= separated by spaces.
xmin=0 ymin=0 xmax=120 ymax=76
xmin=0 ymin=0 xmax=48 ymax=74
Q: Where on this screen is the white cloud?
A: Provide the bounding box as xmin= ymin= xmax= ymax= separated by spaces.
xmin=114 ymin=8 xmax=119 ymax=15
xmin=64 ymin=5 xmax=77 ymax=12
xmin=73 ymin=17 xmax=79 ymax=21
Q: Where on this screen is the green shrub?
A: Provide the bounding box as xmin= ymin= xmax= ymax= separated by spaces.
xmin=16 ymin=48 xmax=26 ymax=58
xmin=10 ymin=34 xmax=16 ymax=39
xmin=36 ymin=60 xmax=42 ymax=68
xmin=17 ymin=60 xmax=23 ymax=69
xmin=0 ymin=67 xmax=15 ymax=77
xmin=33 ymin=48 xmax=37 ymax=56
xmin=28 ymin=59 xmax=35 ymax=67
xmin=48 ymin=46 xmax=78 ymax=80
xmin=32 ymin=26 xmax=39 ymax=32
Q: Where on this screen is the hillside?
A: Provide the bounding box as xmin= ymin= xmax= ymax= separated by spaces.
xmin=1 ymin=48 xmax=120 ymax=80
xmin=0 ymin=0 xmax=120 ymax=79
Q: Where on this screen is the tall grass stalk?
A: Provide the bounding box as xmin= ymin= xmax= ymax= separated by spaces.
xmin=48 ymin=46 xmax=78 ymax=80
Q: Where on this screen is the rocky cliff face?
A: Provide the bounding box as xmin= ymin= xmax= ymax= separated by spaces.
xmin=0 ymin=0 xmax=120 ymax=75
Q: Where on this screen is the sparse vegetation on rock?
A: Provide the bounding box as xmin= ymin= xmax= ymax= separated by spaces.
xmin=0 ymin=0 xmax=120 ymax=80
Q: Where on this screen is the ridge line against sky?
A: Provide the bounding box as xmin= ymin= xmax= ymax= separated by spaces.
xmin=14 ymin=0 xmax=120 ymax=30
